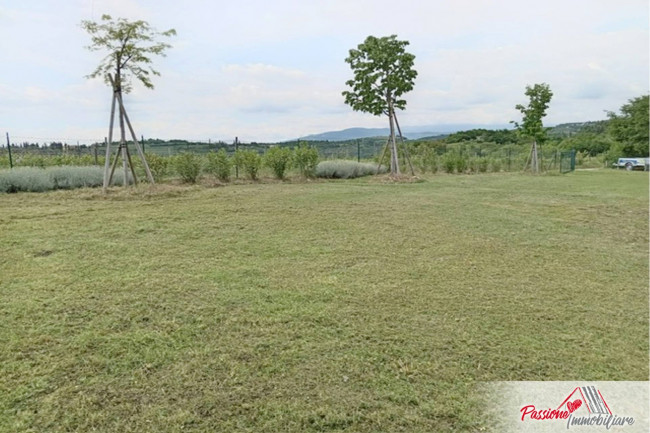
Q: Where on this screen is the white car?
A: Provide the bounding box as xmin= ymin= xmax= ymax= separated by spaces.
xmin=613 ymin=157 xmax=649 ymax=171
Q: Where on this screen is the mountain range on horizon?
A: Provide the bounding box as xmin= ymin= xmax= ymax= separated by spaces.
xmin=295 ymin=120 xmax=608 ymax=142
xmin=298 ymin=124 xmax=513 ymax=141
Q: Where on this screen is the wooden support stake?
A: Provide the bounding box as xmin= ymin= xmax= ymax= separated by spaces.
xmin=110 ymin=75 xmax=154 ymax=184
xmin=103 ymin=91 xmax=117 ymax=190
xmin=377 ymin=136 xmax=391 ymax=173
xmin=531 ymin=140 xmax=539 ymax=174
xmin=119 ymin=108 xmax=129 ymax=186
xmin=393 ymin=112 xmax=415 ymax=176
xmin=523 ymin=142 xmax=534 ymax=172
xmin=125 ymin=144 xmax=138 ymax=184
xmin=108 ymin=143 xmax=121 ymax=186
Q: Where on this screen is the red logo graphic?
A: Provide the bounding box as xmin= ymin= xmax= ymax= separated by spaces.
xmin=556 ymin=386 xmax=611 ymax=416
xmin=567 ymin=399 xmax=582 ymax=414
xmin=520 ymin=386 xmax=635 ymax=429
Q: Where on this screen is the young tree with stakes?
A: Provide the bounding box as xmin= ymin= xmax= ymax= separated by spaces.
xmin=343 ymin=35 xmax=417 ymax=177
xmin=81 ymin=14 xmax=176 ymax=189
xmin=512 ymin=83 xmax=553 ymax=173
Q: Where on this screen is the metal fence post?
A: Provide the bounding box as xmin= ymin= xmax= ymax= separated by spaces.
xmin=6 ymin=132 xmax=13 ymax=168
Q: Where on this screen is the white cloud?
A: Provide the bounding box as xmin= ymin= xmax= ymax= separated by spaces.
xmin=0 ymin=0 xmax=647 ymax=142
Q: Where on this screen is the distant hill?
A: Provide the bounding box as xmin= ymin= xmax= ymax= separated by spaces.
xmin=548 ymin=121 xmax=609 ymax=137
xmin=299 ymin=124 xmax=511 ymax=142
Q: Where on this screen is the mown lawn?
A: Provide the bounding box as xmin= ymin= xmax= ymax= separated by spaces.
xmin=0 ymin=170 xmax=647 ymax=432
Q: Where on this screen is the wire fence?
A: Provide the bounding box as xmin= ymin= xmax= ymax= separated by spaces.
xmin=1 ymin=135 xmax=604 ymax=173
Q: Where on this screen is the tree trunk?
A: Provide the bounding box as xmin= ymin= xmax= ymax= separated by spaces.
xmin=387 ymin=95 xmax=400 ymax=176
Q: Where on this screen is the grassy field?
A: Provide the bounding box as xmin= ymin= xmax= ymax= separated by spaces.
xmin=1 ymin=170 xmax=647 ymax=432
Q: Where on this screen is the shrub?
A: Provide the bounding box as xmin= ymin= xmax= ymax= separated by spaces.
xmin=204 ymin=149 xmax=232 ymax=181
xmin=489 ymin=158 xmax=502 ymax=173
xmin=234 ymin=150 xmax=262 ymax=180
xmin=0 ymin=166 xmax=119 ymax=193
xmin=471 ymin=157 xmax=488 ymax=173
xmin=293 ymin=143 xmax=319 ymax=177
xmin=414 ymin=147 xmax=438 ymax=174
xmin=0 ymin=167 xmax=53 ymax=192
xmin=173 ymin=152 xmax=202 ymax=183
xmin=424 ymin=149 xmax=438 ymax=173
xmin=50 ymin=154 xmax=95 ymax=166
xmin=442 ymin=153 xmax=457 ymax=173
xmin=264 ymin=146 xmax=292 ymax=179
xmin=315 ymin=160 xmax=386 ymax=179
xmin=455 ymin=154 xmax=468 ymax=173
xmin=414 ymin=155 xmax=427 ymax=174
xmin=48 ymin=166 xmax=104 ymax=189
xmin=145 ymin=153 xmax=169 ymax=181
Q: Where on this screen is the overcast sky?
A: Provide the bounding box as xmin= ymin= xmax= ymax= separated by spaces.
xmin=1 ymin=0 xmax=648 ymax=143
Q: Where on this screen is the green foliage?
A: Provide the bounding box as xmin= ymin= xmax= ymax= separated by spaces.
xmin=476 ymin=157 xmax=489 ymax=173
xmin=15 ymin=153 xmax=48 ymax=168
xmin=145 ymin=153 xmax=169 ymax=181
xmin=607 ymin=95 xmax=649 ymax=156
xmin=292 ymin=143 xmax=319 ymax=177
xmin=441 ymin=153 xmax=457 ymax=173
xmin=81 ymin=14 xmax=176 ymax=92
xmin=263 ymin=146 xmax=293 ymax=179
xmin=513 ymin=83 xmax=553 ymax=144
xmin=443 ymin=129 xmax=519 ymax=145
xmin=489 ymin=158 xmax=502 ymax=173
xmin=9 ymin=153 xmax=98 ymax=168
xmin=315 ymin=160 xmax=386 ymax=179
xmin=173 ymin=152 xmax=201 ymax=183
xmin=343 ymin=35 xmax=417 ymax=116
xmin=204 ymin=149 xmax=232 ymax=181
xmin=234 ymin=150 xmax=262 ymax=180
xmin=438 ymin=152 xmax=470 ymax=174
xmin=455 ymin=154 xmax=468 ymax=173
xmin=414 ymin=147 xmax=439 ymax=174
xmin=558 ymin=132 xmax=613 ymax=156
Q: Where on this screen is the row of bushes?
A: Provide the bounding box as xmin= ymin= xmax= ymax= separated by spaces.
xmin=0 ymin=166 xmax=128 ymax=193
xmin=413 ymin=153 xmax=510 ymax=174
xmin=0 ymin=153 xmax=98 ymax=168
xmin=160 ymin=145 xmax=320 ymax=183
xmin=0 ymin=159 xmax=391 ymax=194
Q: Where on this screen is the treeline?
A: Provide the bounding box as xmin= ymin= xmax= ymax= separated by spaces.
xmin=409 ymin=95 xmax=648 ymax=161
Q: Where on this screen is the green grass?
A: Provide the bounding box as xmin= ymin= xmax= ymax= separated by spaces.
xmin=0 ymin=170 xmax=647 ymax=432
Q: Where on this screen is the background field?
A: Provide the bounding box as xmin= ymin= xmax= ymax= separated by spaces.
xmin=1 ymin=170 xmax=647 ymax=432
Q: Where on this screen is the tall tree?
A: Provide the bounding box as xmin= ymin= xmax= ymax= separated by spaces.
xmin=607 ymin=95 xmax=649 ymax=157
xmin=343 ymin=35 xmax=417 ymax=176
xmin=512 ymin=83 xmax=553 ymax=172
xmin=81 ymin=14 xmax=176 ymax=188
